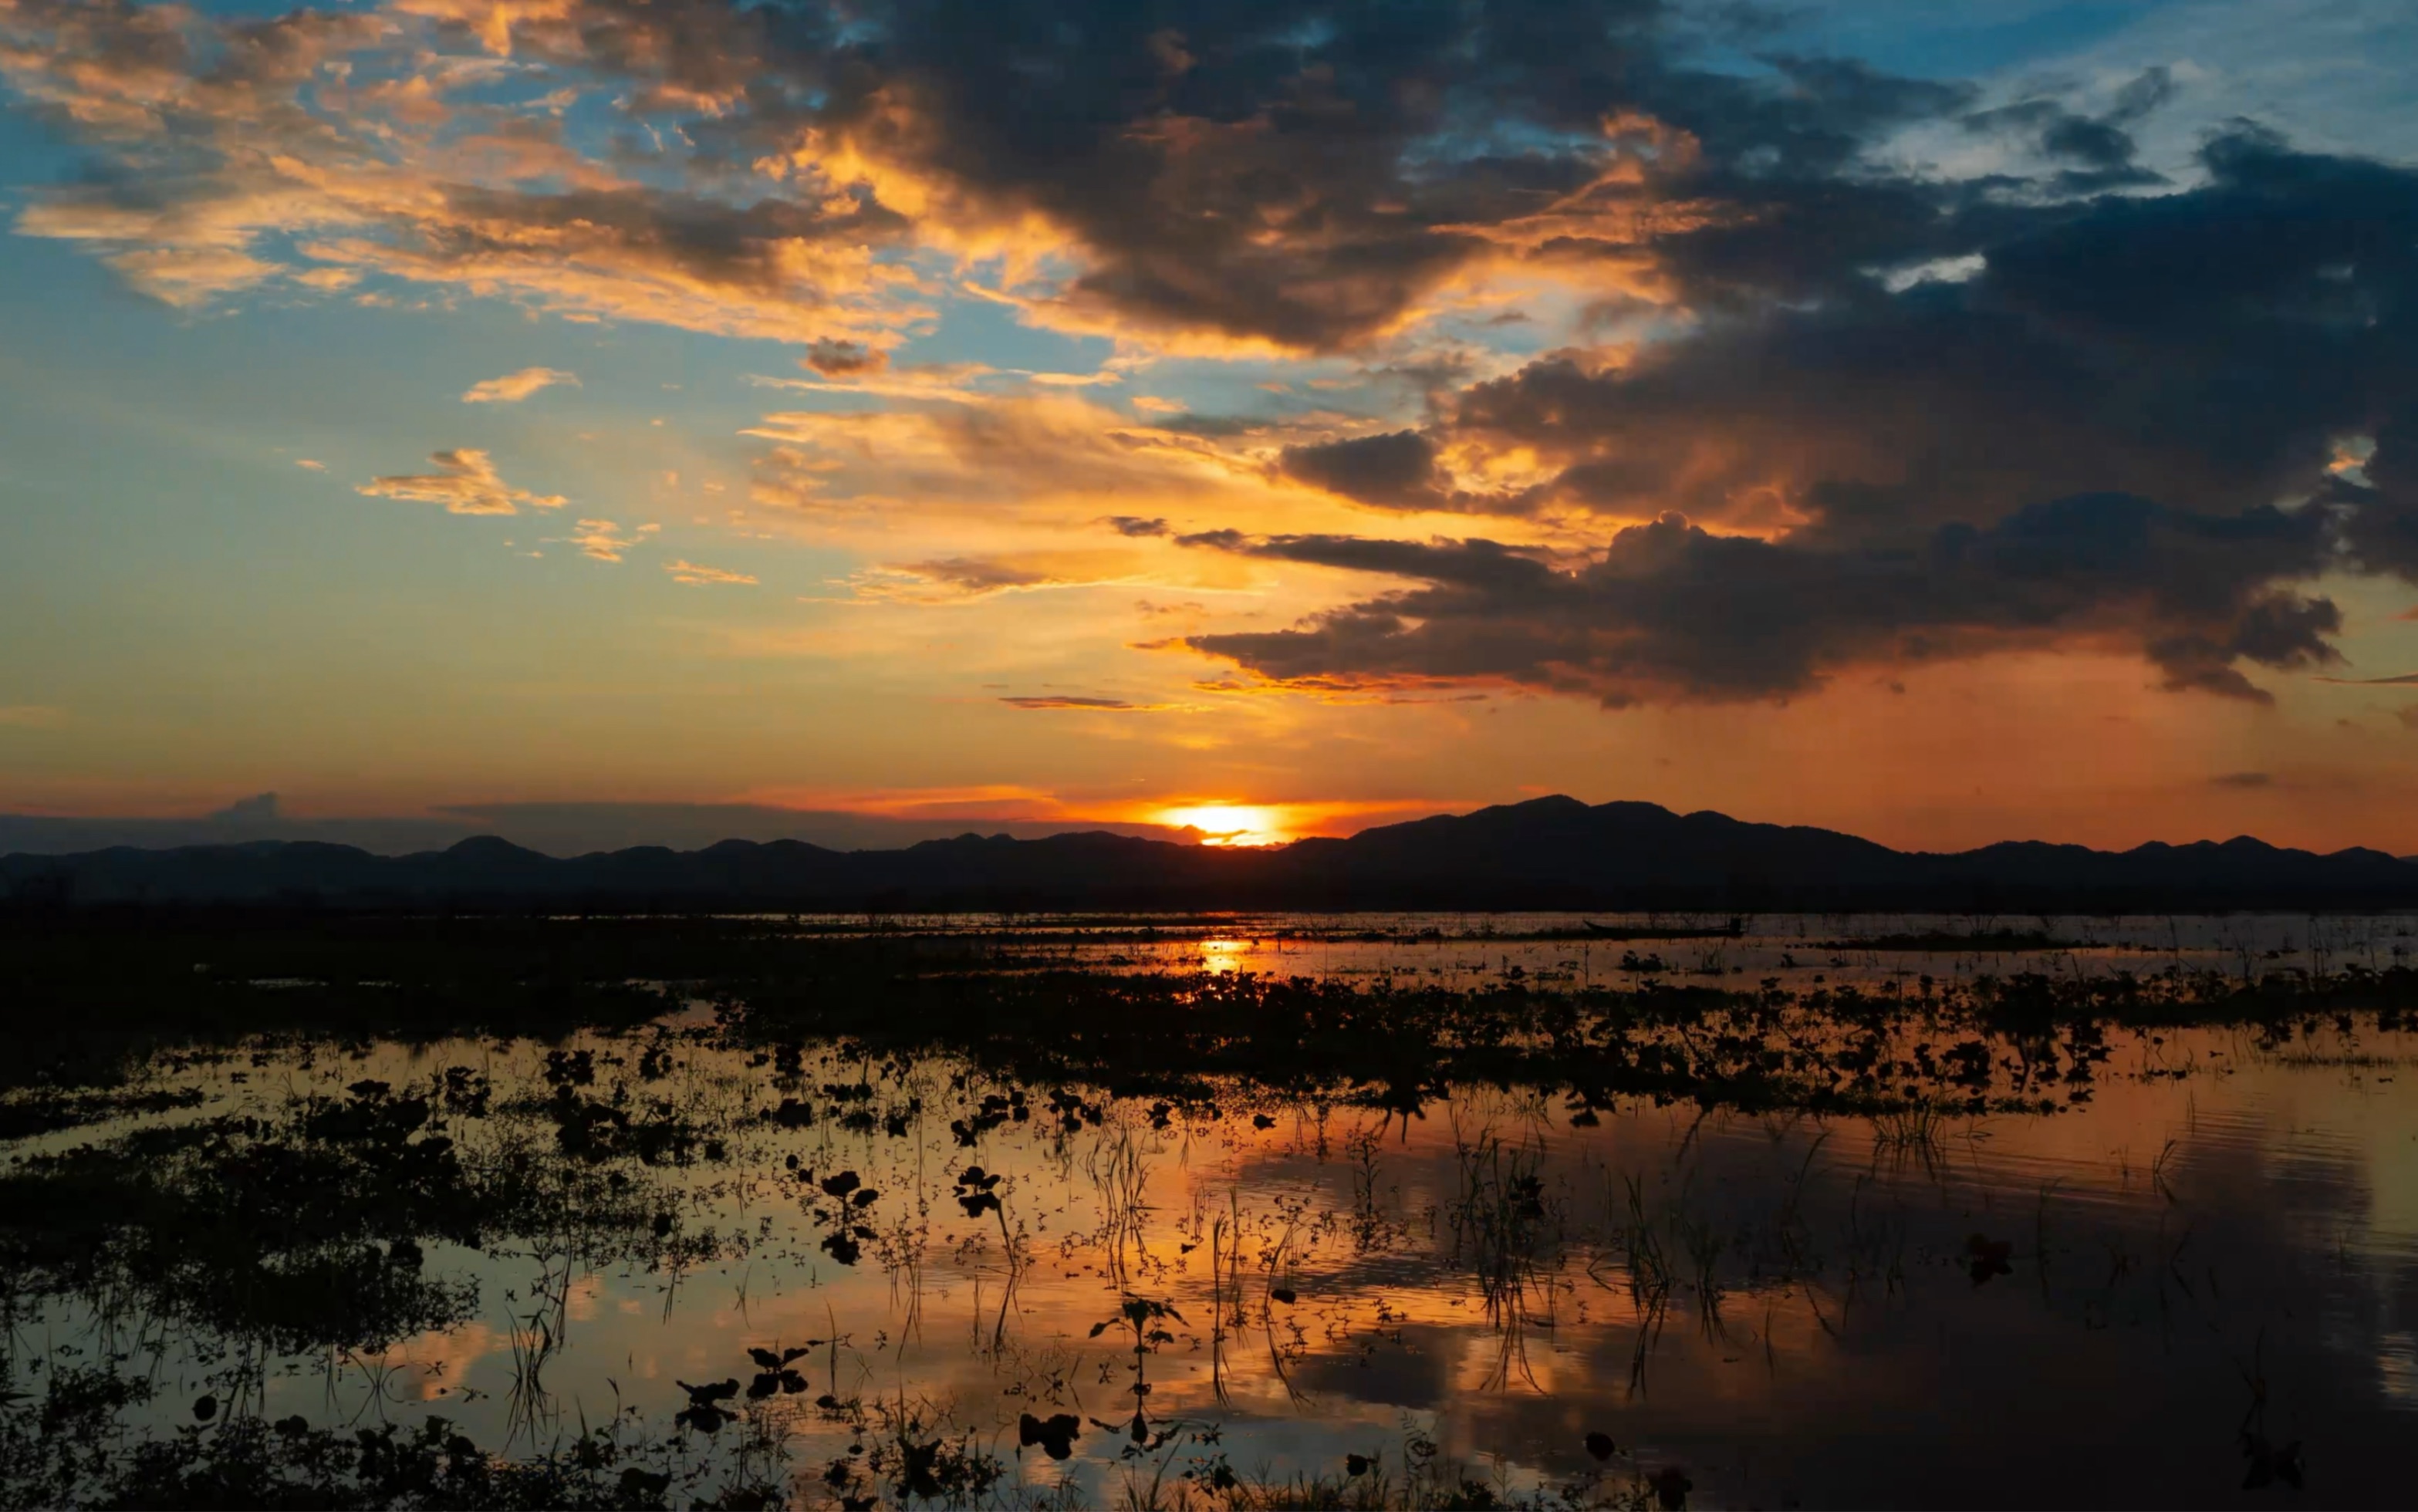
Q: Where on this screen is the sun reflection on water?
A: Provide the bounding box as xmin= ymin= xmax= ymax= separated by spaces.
xmin=1199 ymin=936 xmax=1253 ymax=974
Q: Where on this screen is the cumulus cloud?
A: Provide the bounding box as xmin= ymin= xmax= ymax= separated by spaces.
xmin=0 ymin=0 xmax=924 ymax=340
xmin=356 ymin=448 xmax=567 ymax=515
xmin=1280 ymin=432 xmax=1455 ymax=511
xmin=664 ymin=559 xmax=758 ymax=585
xmin=0 ymin=0 xmax=2134 ymax=353
xmin=802 ymin=339 xmax=886 ymax=377
xmin=1275 ymin=430 xmax=1534 ymax=515
xmin=8 ymin=0 xmax=2400 ymax=383
xmin=567 ymin=519 xmax=640 ymax=560
xmin=770 ymin=5 xmax=1979 ymax=349
xmin=463 ymin=366 xmax=579 ymax=403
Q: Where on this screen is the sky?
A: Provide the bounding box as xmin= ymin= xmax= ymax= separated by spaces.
xmin=1 ymin=0 xmax=2415 ymax=854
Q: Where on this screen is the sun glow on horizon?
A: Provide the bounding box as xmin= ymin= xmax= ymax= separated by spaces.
xmin=1155 ymin=803 xmax=1290 ymax=847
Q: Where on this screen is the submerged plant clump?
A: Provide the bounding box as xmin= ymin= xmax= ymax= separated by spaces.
xmin=0 ymin=1372 xmax=714 ymax=1511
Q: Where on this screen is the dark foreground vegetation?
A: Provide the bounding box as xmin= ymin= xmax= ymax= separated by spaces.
xmin=11 ymin=909 xmax=2416 ymax=1109
xmin=5 ymin=910 xmax=2416 ymax=1509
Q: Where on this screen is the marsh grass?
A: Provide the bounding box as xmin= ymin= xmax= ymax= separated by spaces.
xmin=1867 ymin=1105 xmax=1947 ymax=1160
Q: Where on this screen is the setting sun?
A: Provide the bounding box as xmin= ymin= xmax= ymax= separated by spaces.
xmin=1155 ymin=804 xmax=1291 ymax=847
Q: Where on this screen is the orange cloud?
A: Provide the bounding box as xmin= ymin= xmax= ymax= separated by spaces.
xmin=845 ymin=550 xmax=1147 ymax=603
xmin=740 ymin=783 xmax=1073 ymax=821
xmin=664 ymin=559 xmax=758 ymax=586
xmin=0 ymin=0 xmax=1774 ymax=363
xmin=0 ymin=0 xmax=932 ymax=340
xmin=461 ymin=366 xmax=579 ymax=403
xmin=356 ymin=449 xmax=567 ymax=515
xmin=566 ymin=518 xmax=639 ymax=560
xmin=734 ymin=384 xmax=1471 ymax=551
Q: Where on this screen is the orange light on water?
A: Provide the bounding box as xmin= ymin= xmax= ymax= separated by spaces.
xmin=1156 ymin=803 xmax=1289 ymax=846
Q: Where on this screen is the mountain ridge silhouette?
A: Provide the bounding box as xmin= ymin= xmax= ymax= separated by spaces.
xmin=6 ymin=796 xmax=2413 ymax=912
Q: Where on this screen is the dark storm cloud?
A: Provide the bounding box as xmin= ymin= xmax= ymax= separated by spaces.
xmin=1276 ymin=429 xmax=1548 ymax=514
xmin=2337 ymin=409 xmax=2418 ymax=576
xmin=1960 ymin=66 xmax=2174 ymax=194
xmin=5 ymin=0 xmax=2255 ymax=351
xmin=1400 ymin=130 xmax=2418 ymax=542
xmin=1208 ymin=128 xmax=2417 ymax=705
xmin=1184 ymin=495 xmax=2343 ymax=704
xmin=1279 ymin=431 xmax=1454 ymax=510
xmin=537 ymin=0 xmax=2013 ymax=349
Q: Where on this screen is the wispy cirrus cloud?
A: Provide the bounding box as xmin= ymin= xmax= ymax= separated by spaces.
xmin=844 ymin=552 xmax=1147 ymax=603
xmin=741 ymin=392 xmax=1268 ymax=528
xmin=665 ymin=559 xmax=757 ymax=586
xmin=998 ymin=694 xmax=1167 ymax=711
xmin=356 ymin=449 xmax=566 ymax=515
xmin=462 ymin=366 xmax=579 ymax=403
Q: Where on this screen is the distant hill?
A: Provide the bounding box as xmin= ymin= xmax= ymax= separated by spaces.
xmin=0 ymin=796 xmax=1180 ymax=857
xmin=6 ymin=797 xmax=2415 ymax=913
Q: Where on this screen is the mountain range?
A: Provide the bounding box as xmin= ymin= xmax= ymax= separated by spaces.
xmin=7 ymin=796 xmax=2415 ymax=913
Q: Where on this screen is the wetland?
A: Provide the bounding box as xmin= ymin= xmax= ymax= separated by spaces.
xmin=4 ymin=909 xmax=2416 ymax=1508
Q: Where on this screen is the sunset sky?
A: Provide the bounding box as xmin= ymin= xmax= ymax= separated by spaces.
xmin=2 ymin=0 xmax=2415 ymax=854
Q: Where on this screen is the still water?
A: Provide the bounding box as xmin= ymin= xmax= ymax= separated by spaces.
xmin=5 ymin=915 xmax=2416 ymax=1507
xmin=751 ymin=909 xmax=2418 ymax=991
